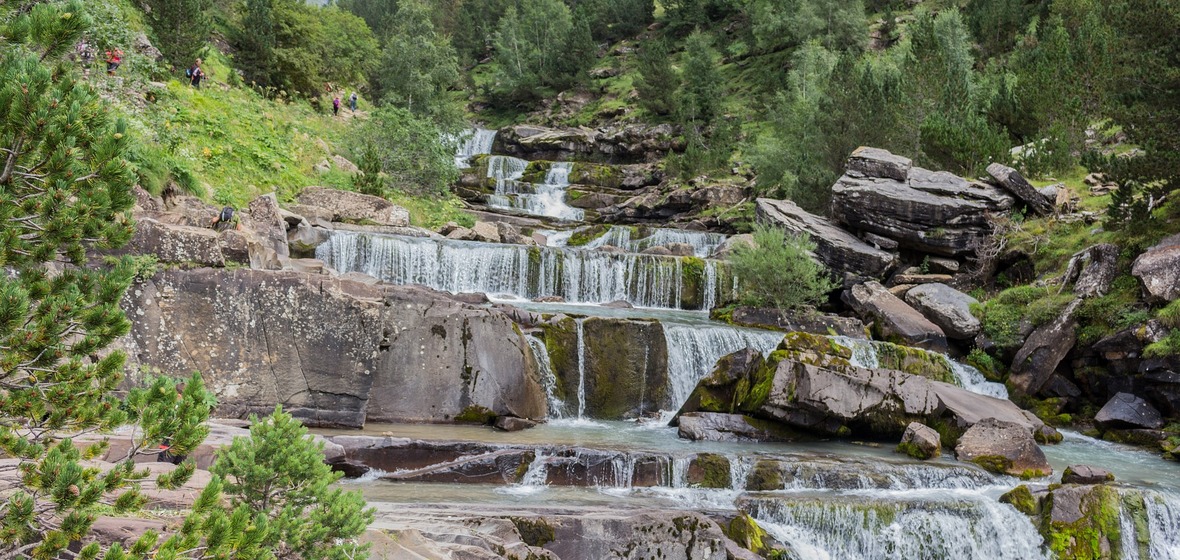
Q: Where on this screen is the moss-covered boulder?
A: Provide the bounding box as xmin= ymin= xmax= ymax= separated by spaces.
xmin=540 ymin=316 xmax=668 ymax=419
xmin=745 ymin=460 xmax=785 ymax=491
xmin=873 ymin=341 xmax=957 ymax=384
xmin=687 ymin=453 xmax=731 ymax=488
xmin=726 ymin=513 xmax=771 ymax=556
xmin=1039 ymin=485 xmax=1136 ymax=560
xmin=1000 ymin=485 xmax=1040 ymax=516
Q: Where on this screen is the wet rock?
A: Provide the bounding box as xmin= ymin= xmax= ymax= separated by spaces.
xmin=904 ymin=283 xmax=981 ymax=340
xmin=844 ymin=281 xmax=948 ymax=351
xmin=721 ymin=306 xmax=867 ymax=338
xmin=710 ymin=233 xmax=755 ymax=259
xmin=756 ymin=198 xmax=897 ymax=278
xmin=466 ymin=221 xmax=501 ymax=243
xmin=665 ymin=242 xmax=696 ymax=257
xmin=898 ymin=422 xmax=941 ymax=459
xmin=1008 ymin=299 xmax=1081 ymax=396
xmin=296 ymin=187 xmax=410 ymax=227
xmin=986 ymin=163 xmax=1054 ymax=217
xmin=1132 ymin=234 xmax=1180 ymax=302
xmin=601 ymin=300 xmax=634 ymax=309
xmin=846 ymin=146 xmax=912 ymax=181
xmin=1095 ymin=392 xmax=1164 ymax=430
xmin=954 ymin=418 xmax=1052 ymax=477
xmin=1061 ymin=465 xmax=1114 ymax=485
xmin=288 ymin=222 xmax=331 ymax=256
xmin=494 ymin=416 xmax=538 ymax=432
xmin=496 ymin=221 xmax=536 ymax=245
xmin=116 ymin=269 xmax=546 ymax=428
xmin=687 ymin=453 xmax=732 ymax=488
xmin=1037 ymin=484 xmax=1124 ymax=559
xmin=1061 ymin=243 xmax=1120 ymax=297
xmin=640 ymin=246 xmax=672 ymax=256
xmin=676 ymin=412 xmax=800 ymax=442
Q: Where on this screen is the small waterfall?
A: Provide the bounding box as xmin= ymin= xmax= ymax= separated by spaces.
xmin=832 ymin=336 xmax=880 ymax=369
xmin=577 ymin=226 xmax=729 ymax=258
xmin=1147 ymin=491 xmax=1180 ymax=559
xmin=318 ymin=231 xmax=714 ymax=309
xmin=453 ymin=127 xmax=497 ymax=168
xmin=748 ymin=493 xmax=1049 ymax=560
xmin=943 ymin=357 xmax=1009 ymax=399
xmin=703 ymin=261 xmax=718 ymax=311
xmin=487 ymin=155 xmax=529 ymax=191
xmin=663 ymin=323 xmax=785 ymax=409
xmin=576 ymin=319 xmax=587 ymax=420
xmin=486 ymin=159 xmax=583 ymax=221
xmin=527 ymin=336 xmax=566 ymax=419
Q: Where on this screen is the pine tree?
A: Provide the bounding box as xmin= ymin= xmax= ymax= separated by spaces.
xmin=143 ymin=0 xmax=212 ymax=67
xmin=677 ymin=30 xmax=723 ymax=127
xmin=635 ymin=39 xmax=678 ymax=117
xmin=374 ymin=0 xmax=463 ymax=129
xmin=0 ymin=4 xmax=216 ymax=557
xmin=210 ymin=407 xmax=375 ymax=560
xmin=234 ymin=0 xmax=278 ymax=89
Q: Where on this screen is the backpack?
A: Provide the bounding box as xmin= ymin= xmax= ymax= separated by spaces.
xmin=185 ymin=68 xmax=192 ymax=78
xmin=219 ymin=206 xmax=235 ymax=224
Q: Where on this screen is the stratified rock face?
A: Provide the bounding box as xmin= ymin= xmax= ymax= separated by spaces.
xmin=954 ymin=418 xmax=1052 ymax=477
xmin=845 ymin=281 xmax=948 ymax=351
xmin=831 ymin=152 xmax=1015 ymax=257
xmin=986 ymin=163 xmax=1054 ymax=217
xmin=1132 ymin=234 xmax=1180 ymax=302
xmin=904 ymin=283 xmax=981 ymax=340
xmin=724 ymin=306 xmax=868 ymax=339
xmin=755 ymin=198 xmax=897 ymax=278
xmin=122 ymin=218 xmax=226 ymax=267
xmin=676 ymin=412 xmax=800 ymax=442
xmin=118 ymin=269 xmax=546 ymax=428
xmin=1009 ymin=299 xmax=1081 ymax=396
xmin=494 ymin=123 xmax=680 ymax=164
xmin=1095 ymin=392 xmax=1165 ymax=430
xmin=296 ymin=186 xmax=410 ymax=227
xmin=898 ymin=422 xmax=941 ymax=460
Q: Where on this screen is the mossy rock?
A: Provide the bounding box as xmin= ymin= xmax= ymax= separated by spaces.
xmin=873 ymin=342 xmax=956 ymax=385
xmin=568 ymin=224 xmax=610 ymax=247
xmin=455 ymin=405 xmax=496 ymax=425
xmin=1000 ymin=484 xmax=1040 ymax=516
xmin=519 ymin=160 xmax=554 ymax=184
xmin=1039 ymin=485 xmax=1127 ymax=560
xmin=569 ymin=162 xmax=623 ymax=189
xmin=970 ymin=454 xmax=1015 ymax=475
xmin=688 ymin=453 xmax=731 ymax=489
xmin=745 ymin=459 xmax=784 ymax=491
xmin=896 ymin=441 xmax=936 ymax=460
xmin=510 ymin=517 xmax=556 ymax=548
xmin=544 ymin=317 xmax=669 ymax=419
xmin=679 ymin=257 xmax=707 ymax=310
xmin=780 ymin=331 xmax=854 ymax=369
xmin=726 ymin=513 xmax=770 ymax=555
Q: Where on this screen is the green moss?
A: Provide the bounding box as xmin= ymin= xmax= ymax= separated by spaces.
xmin=896 ymin=441 xmax=937 ymax=460
xmin=969 ymin=454 xmax=1014 ymax=475
xmin=570 ymin=162 xmax=623 ymax=188
xmin=746 ymin=460 xmax=784 ymax=491
xmin=1000 ymin=485 xmax=1039 ymax=516
xmin=690 ymin=453 xmax=731 ymax=489
xmin=726 ymin=513 xmax=769 ymax=555
xmin=455 ymin=405 xmax=496 ymax=424
xmin=514 ymin=452 xmax=536 ymax=482
xmin=567 ymin=224 xmax=610 ymax=247
xmin=738 ymin=350 xmax=786 ymax=412
xmin=965 ymin=348 xmax=1005 ymax=382
xmin=873 ymin=342 xmax=956 ymax=385
xmin=510 ymin=517 xmax=556 ymax=548
xmin=1041 ymin=485 xmax=1124 ymax=560
xmin=680 ymin=257 xmax=707 ymax=310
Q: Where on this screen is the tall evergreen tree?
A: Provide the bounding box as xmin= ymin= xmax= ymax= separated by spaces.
xmin=677 ymin=30 xmax=723 ymax=127
xmin=144 ymin=0 xmax=213 ymax=67
xmin=635 ymin=39 xmax=679 ymax=117
xmin=0 ymin=2 xmax=215 ymax=556
xmin=234 ymin=0 xmax=278 ymax=89
xmin=374 ymin=0 xmax=462 ymax=129
xmin=490 ymin=0 xmax=581 ymax=103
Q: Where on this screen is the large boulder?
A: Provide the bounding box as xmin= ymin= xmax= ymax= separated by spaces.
xmin=846 ymin=146 xmax=912 ymax=182
xmin=985 ymin=163 xmax=1055 ymax=217
xmin=1008 ymin=299 xmax=1081 ymax=396
xmin=241 ymin=193 xmax=290 ymax=260
xmin=904 ymin=283 xmax=981 ymax=340
xmin=117 ymin=269 xmax=547 ymax=428
xmin=1062 ymin=243 xmax=1120 ymax=298
xmin=721 ymin=306 xmax=868 ymax=338
xmin=954 ymin=418 xmax=1052 ymax=477
xmin=755 ymin=198 xmax=897 ymax=278
xmin=494 ymin=123 xmax=679 ymax=164
xmin=676 ymin=412 xmax=800 ymax=442
xmin=845 ymin=281 xmax=948 ymax=351
xmin=898 ymin=421 xmax=941 ymax=459
xmin=1131 ymin=234 xmax=1180 ymax=302
xmin=1094 ymin=392 xmax=1164 ymax=430
xmin=296 ymin=187 xmax=410 ymax=227
xmin=120 ymin=218 xmax=225 ymax=267
xmin=1061 ymin=465 xmax=1114 ymax=485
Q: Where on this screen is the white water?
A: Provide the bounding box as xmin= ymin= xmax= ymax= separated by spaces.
xmin=318 ymin=231 xmax=717 ymax=309
xmin=526 ymin=336 xmax=567 ymax=419
xmin=833 ymin=336 xmax=880 ymax=369
xmin=831 ymin=336 xmax=1008 ymax=398
xmin=662 ymin=323 xmax=785 ymax=409
xmin=484 ymin=158 xmax=584 ymax=221
xmin=576 ymin=318 xmax=587 ymax=419
xmin=561 ymin=226 xmax=729 ymax=258
xmin=453 ymin=127 xmax=497 ymax=168
xmin=1147 ymin=492 xmax=1180 ymax=559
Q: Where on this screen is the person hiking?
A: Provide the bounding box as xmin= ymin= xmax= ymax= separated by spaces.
xmin=349 ymin=91 xmax=358 ymax=112
xmin=104 ymin=48 xmax=123 ymax=75
xmin=333 ymin=96 xmax=341 ymax=116
xmin=186 ymin=58 xmax=205 ymax=88
xmin=211 ymin=206 xmax=240 ymax=231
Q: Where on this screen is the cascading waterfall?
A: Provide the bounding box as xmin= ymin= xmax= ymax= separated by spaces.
xmin=942 ymin=357 xmax=1008 ymax=399
xmin=527 ymin=336 xmax=567 ymax=419
xmin=1146 ymin=491 xmax=1180 ymax=559
xmin=576 ymin=319 xmax=587 ymax=420
xmin=453 ymin=128 xmax=497 ymax=168
xmin=485 ymin=158 xmax=583 ymax=220
xmin=318 ymin=231 xmax=713 ymax=309
xmin=833 ymin=336 xmax=881 ymax=369
xmin=748 ymin=492 xmax=1049 ymax=560
xmin=662 ymin=323 xmax=785 ymax=409
xmin=486 ymin=155 xmax=529 ymax=192
xmin=574 ymin=226 xmax=729 ymax=258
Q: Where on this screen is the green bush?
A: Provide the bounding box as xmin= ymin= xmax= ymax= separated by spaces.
xmin=346 ymin=106 xmax=459 ymax=196
xmin=727 ymin=224 xmax=838 ymax=311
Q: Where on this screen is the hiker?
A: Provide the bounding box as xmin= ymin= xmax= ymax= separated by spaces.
xmin=186 ymin=58 xmax=204 ymax=88
xmin=211 ymin=206 xmax=240 ymax=231
xmin=349 ymin=91 xmax=358 ymax=111
xmin=104 ymin=48 xmax=123 ymax=75
xmin=333 ymin=96 xmax=341 ymax=116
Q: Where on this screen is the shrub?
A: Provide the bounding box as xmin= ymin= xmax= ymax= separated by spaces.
xmin=727 ymin=224 xmax=838 ymax=311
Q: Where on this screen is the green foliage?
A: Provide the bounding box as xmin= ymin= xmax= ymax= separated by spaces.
xmin=676 ymin=30 xmax=723 ymax=127
xmin=231 ymin=0 xmax=379 ymax=98
xmin=372 ymin=0 xmax=463 ymax=128
xmin=635 ymin=38 xmax=678 ymax=117
xmin=210 ymin=406 xmax=375 ymax=560
xmin=746 ymin=0 xmax=867 ymax=53
xmin=143 ymin=0 xmax=212 ymax=67
xmin=346 ymin=106 xmax=459 ymax=195
xmin=727 ymin=225 xmax=838 ymax=311
xmin=488 ymin=0 xmax=592 ymax=104
xmin=972 ymin=285 xmax=1073 ymax=350
xmin=336 ymin=0 xmax=401 ymax=40
xmin=576 ymin=0 xmax=654 ymax=42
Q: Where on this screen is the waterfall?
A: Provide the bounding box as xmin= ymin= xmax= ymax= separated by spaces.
xmin=574 ymin=226 xmax=729 ymax=258
xmin=318 ymin=231 xmax=715 ymax=309
xmin=487 ymin=155 xmax=528 ymax=191
xmin=662 ymin=323 xmax=785 ymax=409
xmin=832 ymin=336 xmax=881 ymax=369
xmin=942 ymin=357 xmax=1009 ymax=399
xmin=485 ymin=159 xmax=583 ymax=221
xmin=748 ymin=492 xmax=1049 ymax=560
xmin=576 ymin=319 xmax=587 ymax=420
xmin=527 ymin=336 xmax=566 ymax=419
xmin=1147 ymin=491 xmax=1180 ymax=559
xmin=453 ymin=127 xmax=497 ymax=168
xmin=703 ymin=261 xmax=719 ymax=311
